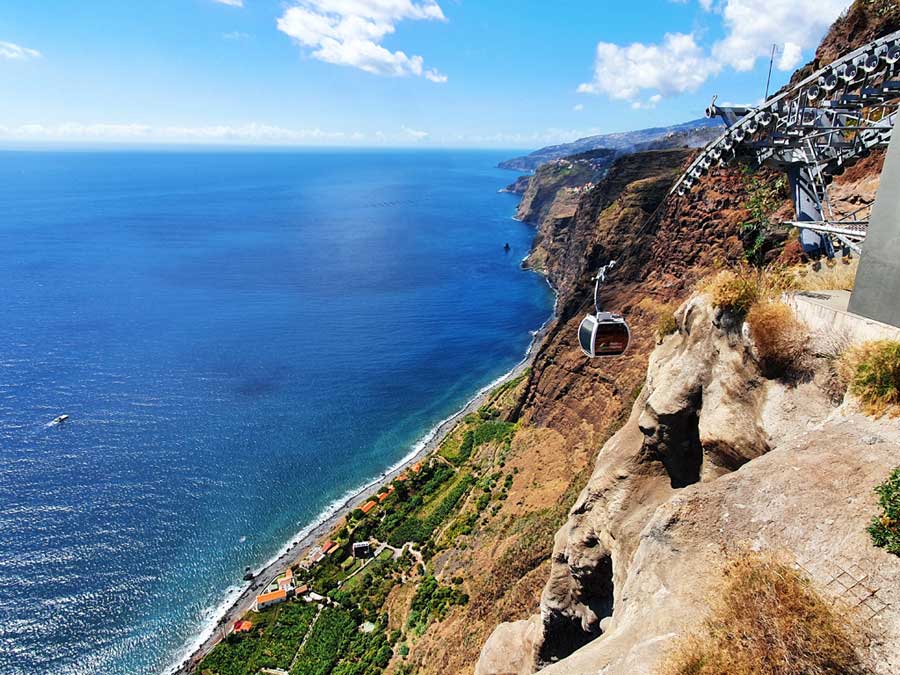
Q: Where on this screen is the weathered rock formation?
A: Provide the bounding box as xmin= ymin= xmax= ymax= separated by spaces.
xmin=478 ymin=295 xmax=900 ymax=675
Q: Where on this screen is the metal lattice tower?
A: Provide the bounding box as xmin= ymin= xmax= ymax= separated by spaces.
xmin=672 ymin=30 xmax=900 ymax=255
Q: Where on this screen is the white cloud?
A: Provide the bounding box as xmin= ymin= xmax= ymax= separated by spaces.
xmin=578 ymin=32 xmax=721 ymax=101
xmin=213 ymin=0 xmax=244 ymax=7
xmin=711 ymin=0 xmax=849 ymax=72
xmin=630 ymin=93 xmax=663 ymax=110
xmin=223 ymin=31 xmax=251 ymax=40
xmin=579 ymin=0 xmax=850 ymax=104
xmin=573 ymin=103 xmax=584 ymax=112
xmin=0 ymin=41 xmax=41 ymax=60
xmin=401 ymin=125 xmax=429 ymax=140
xmin=276 ymin=0 xmax=447 ymax=82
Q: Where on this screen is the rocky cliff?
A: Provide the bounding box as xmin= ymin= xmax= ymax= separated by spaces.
xmin=515 ymin=150 xmax=616 ymax=227
xmin=479 ymin=292 xmax=900 ymax=675
xmin=470 ymin=4 xmax=900 ymax=674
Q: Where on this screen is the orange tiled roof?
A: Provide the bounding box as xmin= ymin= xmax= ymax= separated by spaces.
xmin=378 ymin=492 xmax=389 ymax=502
xmin=396 ymin=474 xmax=408 ymax=482
xmin=412 ymin=463 xmax=422 ymax=473
xmin=295 ymin=584 xmax=309 ymax=595
xmin=283 ymin=567 xmax=293 ymax=579
xmin=256 ymin=589 xmax=286 ymax=605
xmin=233 ymin=620 xmax=253 ymax=633
xmin=361 ymin=500 xmax=377 ymax=514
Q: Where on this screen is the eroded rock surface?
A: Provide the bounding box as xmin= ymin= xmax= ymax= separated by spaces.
xmin=478 ymin=295 xmax=900 ymax=675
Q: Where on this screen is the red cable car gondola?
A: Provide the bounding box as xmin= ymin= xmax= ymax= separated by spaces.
xmin=578 ymin=261 xmax=631 ymax=358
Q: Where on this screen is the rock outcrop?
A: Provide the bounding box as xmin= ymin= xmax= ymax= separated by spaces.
xmin=478 ymin=295 xmax=900 ymax=675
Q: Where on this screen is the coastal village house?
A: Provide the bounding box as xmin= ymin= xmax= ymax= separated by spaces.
xmin=254 ymin=589 xmax=287 ymax=611
xmin=254 ymin=568 xmax=296 ymax=611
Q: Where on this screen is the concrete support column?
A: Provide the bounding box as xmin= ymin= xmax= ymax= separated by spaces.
xmin=848 ymin=133 xmax=900 ymax=329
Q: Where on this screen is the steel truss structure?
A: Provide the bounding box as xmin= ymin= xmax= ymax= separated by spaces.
xmin=672 ymin=30 xmax=900 ymax=254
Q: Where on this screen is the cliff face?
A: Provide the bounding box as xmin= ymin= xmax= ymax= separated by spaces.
xmin=397 ymin=148 xmax=713 ymax=675
xmin=480 ymin=294 xmax=900 ymax=675
xmin=518 ymin=149 xmax=748 ymax=439
xmin=515 ymin=150 xmax=616 ymax=226
xmin=472 ymin=4 xmax=900 ymax=674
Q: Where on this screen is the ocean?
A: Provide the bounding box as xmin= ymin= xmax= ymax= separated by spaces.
xmin=0 ymin=149 xmax=553 ymax=675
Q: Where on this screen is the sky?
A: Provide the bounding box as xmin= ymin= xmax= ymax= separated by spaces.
xmin=0 ymin=0 xmax=854 ymax=149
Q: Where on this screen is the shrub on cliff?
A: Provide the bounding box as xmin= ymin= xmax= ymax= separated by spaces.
xmin=661 ymin=552 xmax=867 ymax=675
xmin=746 ymin=301 xmax=808 ymax=376
xmin=838 ymin=340 xmax=900 ymax=418
xmin=656 ymin=309 xmax=678 ymax=341
xmin=739 ymin=169 xmax=789 ymax=266
xmin=700 ymin=266 xmax=795 ymax=316
xmin=869 ymin=467 xmax=900 ymax=556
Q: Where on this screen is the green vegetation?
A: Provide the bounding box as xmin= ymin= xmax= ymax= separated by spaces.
xmin=840 ymin=340 xmax=900 ymax=418
xmin=331 ymin=620 xmax=395 ymax=675
xmin=473 ymin=420 xmax=515 ymax=446
xmin=198 ymin=602 xmax=317 ymax=675
xmin=453 ymin=430 xmax=475 ymax=466
xmin=739 ymin=168 xmax=788 ymax=266
xmin=406 ymin=575 xmax=469 ymax=635
xmin=869 ymin=467 xmax=900 ymax=556
xmin=291 ymin=608 xmax=357 ymax=675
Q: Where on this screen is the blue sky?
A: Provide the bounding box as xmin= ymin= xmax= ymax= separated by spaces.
xmin=0 ymin=0 xmax=851 ymax=148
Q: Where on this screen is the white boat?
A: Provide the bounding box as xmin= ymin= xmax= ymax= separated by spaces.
xmin=50 ymin=414 xmax=69 ymax=425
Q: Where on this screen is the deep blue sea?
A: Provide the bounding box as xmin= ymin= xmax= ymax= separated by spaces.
xmin=0 ymin=149 xmax=552 ymax=675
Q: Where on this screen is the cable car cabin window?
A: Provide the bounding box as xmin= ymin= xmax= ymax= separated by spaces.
xmin=594 ymin=321 xmax=629 ymax=356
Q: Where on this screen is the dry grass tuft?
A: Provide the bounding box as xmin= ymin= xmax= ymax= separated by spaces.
xmin=699 ymin=266 xmax=796 ymax=315
xmin=838 ymin=341 xmax=900 ymax=418
xmin=660 ymin=552 xmax=868 ymax=675
xmin=702 ymin=270 xmax=760 ymax=315
xmin=656 ymin=309 xmax=678 ymax=341
xmin=793 ymin=257 xmax=859 ymax=291
xmin=746 ymin=302 xmax=808 ymax=376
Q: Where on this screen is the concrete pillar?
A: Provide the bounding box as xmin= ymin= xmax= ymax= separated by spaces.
xmin=848 ymin=132 xmax=900 ymax=329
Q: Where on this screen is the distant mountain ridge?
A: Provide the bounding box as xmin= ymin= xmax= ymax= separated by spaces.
xmin=498 ymin=117 xmax=722 ymax=172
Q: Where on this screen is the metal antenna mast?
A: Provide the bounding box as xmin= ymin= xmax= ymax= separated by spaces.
xmin=764 ymin=43 xmax=778 ymax=100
